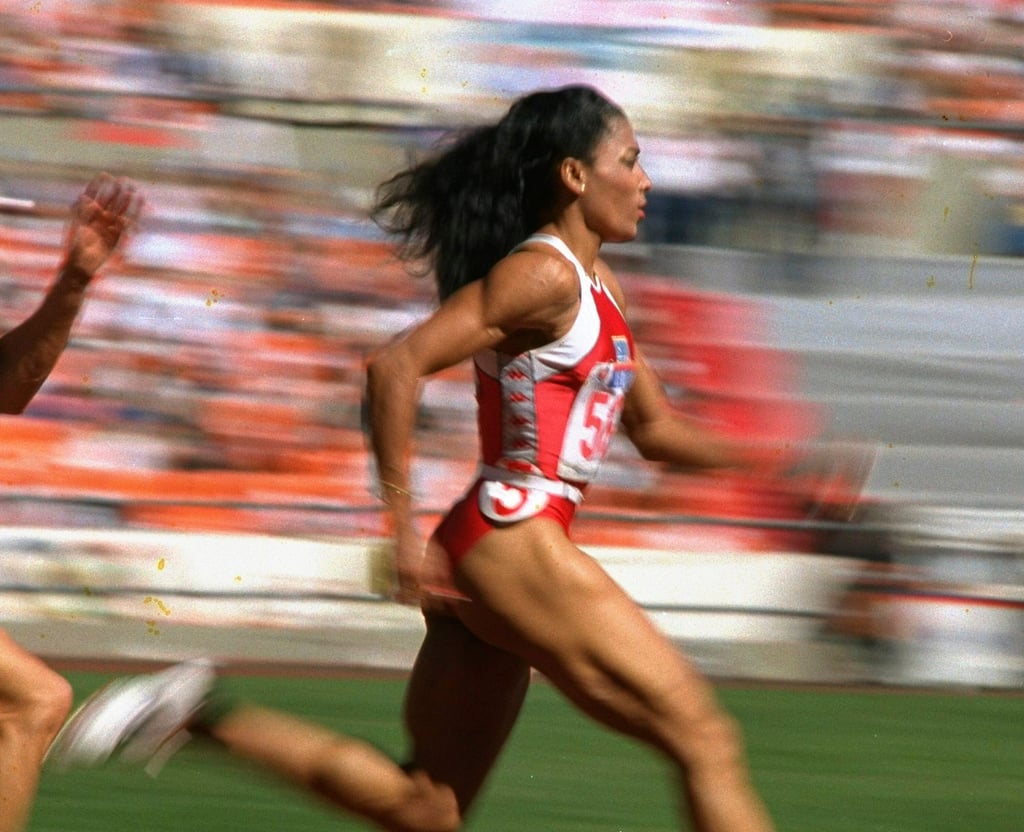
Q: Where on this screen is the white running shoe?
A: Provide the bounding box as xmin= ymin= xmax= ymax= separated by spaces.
xmin=45 ymin=658 xmax=216 ymax=777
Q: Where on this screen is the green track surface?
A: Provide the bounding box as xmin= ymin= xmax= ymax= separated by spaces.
xmin=32 ymin=671 xmax=1023 ymax=831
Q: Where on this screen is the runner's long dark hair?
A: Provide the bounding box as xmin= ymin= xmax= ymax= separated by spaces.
xmin=372 ymin=85 xmax=624 ymax=300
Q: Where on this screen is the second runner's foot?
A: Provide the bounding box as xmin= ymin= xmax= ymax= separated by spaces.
xmin=45 ymin=658 xmax=216 ymax=776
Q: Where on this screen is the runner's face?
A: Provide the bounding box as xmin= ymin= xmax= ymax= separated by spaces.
xmin=580 ymin=117 xmax=651 ymax=243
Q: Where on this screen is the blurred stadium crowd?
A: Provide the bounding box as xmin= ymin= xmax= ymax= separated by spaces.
xmin=2 ymin=0 xmax=1023 ymax=552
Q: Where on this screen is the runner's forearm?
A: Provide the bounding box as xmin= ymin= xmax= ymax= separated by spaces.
xmin=0 ymin=263 xmax=92 ymax=413
xmin=365 ymin=348 xmax=419 ymax=524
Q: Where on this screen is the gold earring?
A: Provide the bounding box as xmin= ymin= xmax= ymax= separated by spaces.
xmin=580 ymin=183 xmax=586 ymax=194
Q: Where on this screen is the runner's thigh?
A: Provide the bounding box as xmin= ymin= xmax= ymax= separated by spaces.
xmin=453 ymin=520 xmax=721 ymax=755
xmin=404 ymin=611 xmax=531 ymax=814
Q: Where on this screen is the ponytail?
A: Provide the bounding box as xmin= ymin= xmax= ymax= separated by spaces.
xmin=373 ymin=85 xmax=623 ymax=300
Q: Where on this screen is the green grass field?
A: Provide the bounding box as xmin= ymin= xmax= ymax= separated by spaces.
xmin=31 ymin=670 xmax=1023 ymax=832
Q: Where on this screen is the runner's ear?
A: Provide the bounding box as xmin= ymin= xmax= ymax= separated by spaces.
xmin=559 ymin=158 xmax=587 ymax=197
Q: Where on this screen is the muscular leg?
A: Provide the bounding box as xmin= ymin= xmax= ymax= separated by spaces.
xmin=206 ymin=703 xmax=459 ymax=832
xmin=205 ymin=603 xmax=529 ymax=831
xmin=453 ymin=519 xmax=775 ymax=832
xmin=0 ymin=630 xmax=73 ymax=832
xmin=404 ymin=611 xmax=530 ymax=815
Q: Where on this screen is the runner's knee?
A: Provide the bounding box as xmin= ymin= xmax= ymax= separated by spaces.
xmin=370 ymin=767 xmax=461 ymax=832
xmin=30 ymin=669 xmax=73 ymax=742
xmin=393 ymin=769 xmax=463 ymax=832
xmin=308 ymin=743 xmax=461 ymax=832
xmin=0 ymin=665 xmax=73 ymax=744
xmin=674 ymin=707 xmax=748 ymax=776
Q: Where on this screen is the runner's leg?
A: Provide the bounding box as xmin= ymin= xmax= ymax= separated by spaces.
xmin=454 ymin=519 xmax=775 ymax=832
xmin=0 ymin=630 xmax=73 ymax=832
xmin=206 ymin=605 xmax=529 ymax=830
xmin=403 ymin=611 xmax=530 ymax=814
xmin=207 ymin=702 xmax=460 ymax=832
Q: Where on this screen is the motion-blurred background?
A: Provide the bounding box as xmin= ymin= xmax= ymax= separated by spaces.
xmin=1 ymin=1 xmax=1022 ymax=690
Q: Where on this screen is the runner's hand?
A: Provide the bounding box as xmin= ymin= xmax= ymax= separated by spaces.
xmin=390 ymin=524 xmax=467 ymax=610
xmin=792 ymin=440 xmax=877 ymax=522
xmin=64 ymin=173 xmax=143 ymax=277
xmin=391 ymin=521 xmax=425 ymax=605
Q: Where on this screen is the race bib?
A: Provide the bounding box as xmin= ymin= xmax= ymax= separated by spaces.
xmin=558 ymin=358 xmax=634 ymax=481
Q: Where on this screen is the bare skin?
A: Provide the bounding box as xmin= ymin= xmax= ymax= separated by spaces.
xmin=449 ymin=523 xmax=774 ymax=831
xmin=209 ymin=615 xmax=529 ymax=831
xmin=0 ymin=173 xmax=140 ymax=832
xmin=363 ymin=116 xmax=774 ymax=831
xmin=0 ymin=173 xmax=141 ymax=413
xmin=195 ymin=116 xmax=775 ymax=831
xmin=0 ymin=633 xmax=73 ymax=832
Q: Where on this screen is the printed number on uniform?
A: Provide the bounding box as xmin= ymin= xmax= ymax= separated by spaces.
xmin=579 ymin=390 xmax=621 ymax=461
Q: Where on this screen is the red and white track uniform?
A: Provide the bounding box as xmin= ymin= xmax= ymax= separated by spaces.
xmin=433 ymin=233 xmax=636 ymax=565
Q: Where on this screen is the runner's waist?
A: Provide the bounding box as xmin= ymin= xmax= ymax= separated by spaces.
xmin=477 ymin=465 xmax=585 ymax=505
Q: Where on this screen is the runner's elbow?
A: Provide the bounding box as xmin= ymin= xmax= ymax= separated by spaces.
xmin=366 ymin=343 xmax=422 ymax=395
xmin=624 ymin=422 xmax=666 ymax=462
xmin=366 ymin=344 xmax=403 ymax=382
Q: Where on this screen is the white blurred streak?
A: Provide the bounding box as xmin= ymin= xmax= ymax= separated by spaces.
xmin=0 ymin=196 xmax=36 ymax=212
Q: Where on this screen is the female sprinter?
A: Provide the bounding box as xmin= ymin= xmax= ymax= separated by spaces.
xmin=48 ymin=86 xmax=776 ymax=832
